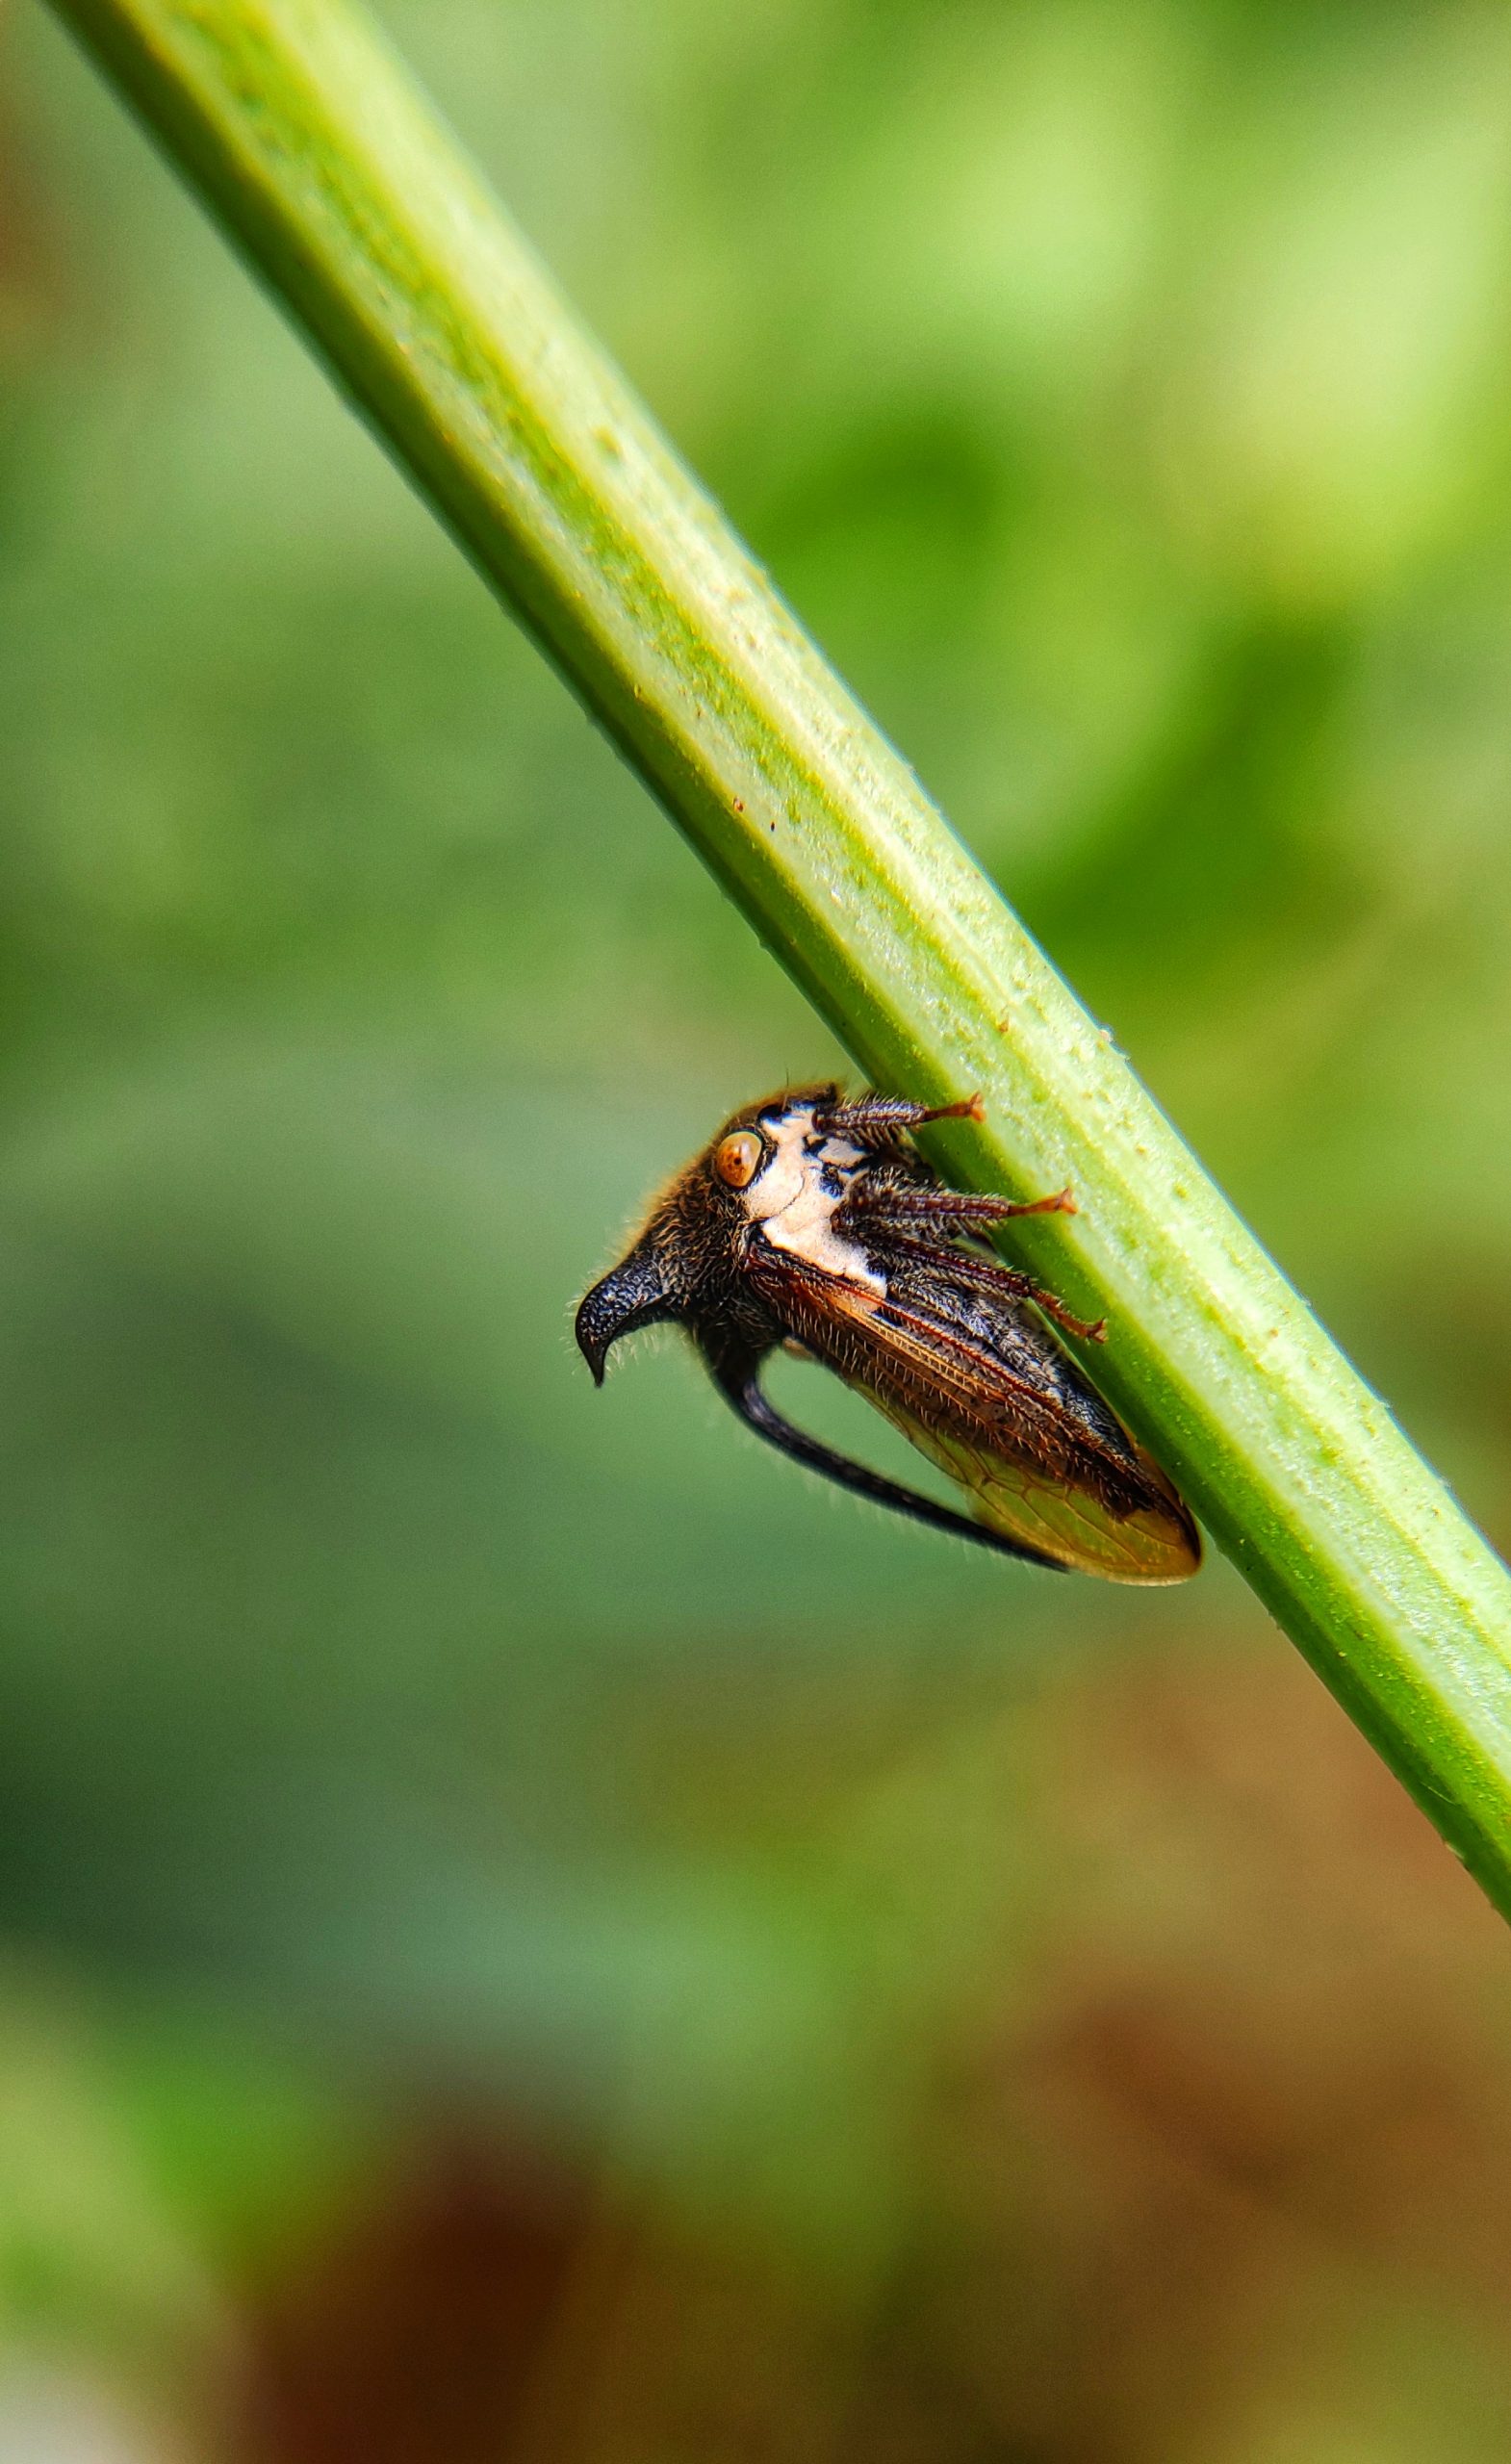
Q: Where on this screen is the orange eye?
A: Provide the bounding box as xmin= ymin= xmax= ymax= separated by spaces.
xmin=714 ymin=1131 xmax=763 ymax=1190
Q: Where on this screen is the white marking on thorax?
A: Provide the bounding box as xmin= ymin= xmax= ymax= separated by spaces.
xmin=743 ymin=1107 xmax=885 ymax=1298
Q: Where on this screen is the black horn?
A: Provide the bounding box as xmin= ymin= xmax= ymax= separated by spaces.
xmin=575 ymin=1233 xmax=679 ymax=1385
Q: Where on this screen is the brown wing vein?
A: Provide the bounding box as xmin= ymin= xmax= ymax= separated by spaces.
xmin=746 ymin=1235 xmax=1152 ymax=1504
xmin=744 ymin=1230 xmax=1201 ymax=1581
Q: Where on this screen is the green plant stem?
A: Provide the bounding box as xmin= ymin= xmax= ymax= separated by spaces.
xmin=40 ymin=0 xmax=1511 ymax=1903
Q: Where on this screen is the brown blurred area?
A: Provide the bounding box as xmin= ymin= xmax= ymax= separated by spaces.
xmin=228 ymin=1645 xmax=1511 ymax=2464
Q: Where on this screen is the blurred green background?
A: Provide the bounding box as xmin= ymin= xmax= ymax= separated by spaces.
xmin=4 ymin=1 xmax=1511 ymax=2456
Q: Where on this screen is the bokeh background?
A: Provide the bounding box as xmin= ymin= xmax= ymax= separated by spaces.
xmin=4 ymin=1 xmax=1511 ymax=2456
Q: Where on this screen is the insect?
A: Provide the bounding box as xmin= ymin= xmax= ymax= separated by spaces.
xmin=575 ymin=1087 xmax=1200 ymax=1582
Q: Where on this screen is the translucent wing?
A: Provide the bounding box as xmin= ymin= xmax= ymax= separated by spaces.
xmin=748 ymin=1239 xmax=1200 ymax=1585
xmin=861 ymin=1380 xmax=1199 ymax=1583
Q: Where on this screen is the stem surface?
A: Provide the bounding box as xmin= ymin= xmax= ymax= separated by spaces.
xmin=42 ymin=0 xmax=1511 ymax=1906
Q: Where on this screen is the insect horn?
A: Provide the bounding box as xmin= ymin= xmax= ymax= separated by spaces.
xmin=575 ymin=1233 xmax=680 ymax=1385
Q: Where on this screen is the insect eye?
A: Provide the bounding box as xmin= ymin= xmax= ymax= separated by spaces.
xmin=713 ymin=1131 xmax=763 ymax=1190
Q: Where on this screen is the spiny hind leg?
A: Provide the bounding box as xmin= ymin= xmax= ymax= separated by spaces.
xmin=884 ymin=1233 xmax=1108 ymax=1345
xmin=812 ymin=1091 xmax=985 ymax=1139
xmin=844 ymin=1183 xmax=1077 ymax=1231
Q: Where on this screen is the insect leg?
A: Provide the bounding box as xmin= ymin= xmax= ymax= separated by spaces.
xmin=701 ymin=1339 xmax=1065 ymax=1571
xmin=843 ymin=1184 xmax=1076 ymax=1230
xmin=882 ymin=1236 xmax=1108 ymax=1345
xmin=812 ymin=1092 xmax=985 ymax=1138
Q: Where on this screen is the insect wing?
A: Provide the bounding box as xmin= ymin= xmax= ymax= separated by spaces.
xmin=859 ymin=1380 xmax=1199 ymax=1584
xmin=749 ymin=1243 xmax=1199 ymax=1584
